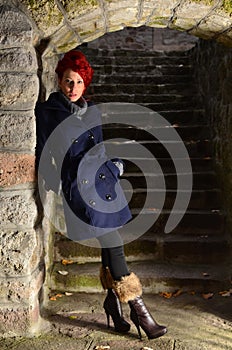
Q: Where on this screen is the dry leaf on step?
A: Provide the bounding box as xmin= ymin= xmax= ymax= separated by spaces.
xmin=94 ymin=346 xmax=110 ymax=350
xmin=58 ymin=270 xmax=68 ymax=275
xmin=202 ymin=293 xmax=214 ymax=300
xmin=61 ymin=259 xmax=74 ymax=265
xmin=141 ymin=347 xmax=154 ymax=350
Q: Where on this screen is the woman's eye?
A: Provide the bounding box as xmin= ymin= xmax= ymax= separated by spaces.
xmin=77 ymin=80 xmax=83 ymax=84
xmin=65 ymin=79 xmax=73 ymax=84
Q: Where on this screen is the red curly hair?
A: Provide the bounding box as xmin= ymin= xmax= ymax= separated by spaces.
xmin=55 ymin=50 xmax=94 ymax=90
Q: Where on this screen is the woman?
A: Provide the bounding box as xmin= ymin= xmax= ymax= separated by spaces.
xmin=35 ymin=49 xmax=167 ymax=339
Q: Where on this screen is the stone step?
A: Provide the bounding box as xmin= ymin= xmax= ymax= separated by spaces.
xmin=99 ymin=107 xmax=206 ymax=125
xmin=93 ymin=65 xmax=194 ymax=80
xmin=90 ymin=95 xmax=200 ymax=111
xmin=103 ymin=125 xmax=210 ymax=141
xmin=105 ymin=139 xmax=212 ymax=158
xmin=89 ymin=82 xmax=198 ymax=96
xmin=138 ymin=210 xmax=225 ymax=235
xmin=50 ymin=260 xmax=231 ymax=294
xmin=123 ymin=171 xmax=217 ymax=190
xmin=128 ymin=189 xmax=221 ymax=210
xmin=123 ymin=157 xmax=214 ymax=173
xmin=81 ymin=47 xmax=192 ymax=58
xmin=54 ymin=233 xmax=228 ymax=266
xmin=91 ymin=64 xmax=193 ymax=76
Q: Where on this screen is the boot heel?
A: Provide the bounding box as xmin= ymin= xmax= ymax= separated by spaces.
xmin=105 ymin=309 xmax=110 ymax=328
xmin=130 ymin=307 xmax=142 ymax=339
xmin=103 ymin=289 xmax=130 ymax=333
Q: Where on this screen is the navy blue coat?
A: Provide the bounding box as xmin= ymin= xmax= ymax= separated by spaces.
xmin=35 ymin=92 xmax=132 ymax=241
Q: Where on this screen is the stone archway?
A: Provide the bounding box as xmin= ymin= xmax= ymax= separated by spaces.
xmin=0 ymin=0 xmax=232 ymax=338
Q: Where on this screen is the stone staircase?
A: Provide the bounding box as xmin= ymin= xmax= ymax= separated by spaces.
xmin=50 ymin=48 xmax=231 ymax=295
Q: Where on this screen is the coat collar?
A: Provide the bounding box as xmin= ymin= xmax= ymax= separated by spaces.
xmin=47 ymin=91 xmax=88 ymax=118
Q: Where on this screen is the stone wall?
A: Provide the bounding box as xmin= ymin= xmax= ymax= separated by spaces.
xmin=89 ymin=26 xmax=198 ymax=51
xmin=0 ymin=5 xmax=45 ymax=336
xmin=193 ymin=39 xmax=232 ymax=235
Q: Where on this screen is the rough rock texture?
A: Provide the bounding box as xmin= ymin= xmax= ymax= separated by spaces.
xmin=0 ymin=2 xmax=42 ymax=337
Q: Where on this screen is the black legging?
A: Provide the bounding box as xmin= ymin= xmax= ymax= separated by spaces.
xmin=97 ymin=230 xmax=129 ymax=281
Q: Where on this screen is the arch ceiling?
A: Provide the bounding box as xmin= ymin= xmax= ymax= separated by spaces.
xmin=14 ymin=0 xmax=232 ymax=56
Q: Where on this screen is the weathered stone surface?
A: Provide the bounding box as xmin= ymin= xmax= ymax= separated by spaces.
xmin=74 ymin=13 xmax=105 ymax=42
xmin=0 ymin=190 xmax=37 ymax=229
xmin=0 ymin=112 xmax=35 ymax=151
xmin=190 ymin=13 xmax=232 ymax=41
xmin=0 ymin=229 xmax=40 ymax=277
xmin=106 ymin=2 xmax=139 ymax=30
xmin=0 ymin=153 xmax=35 ymax=187
xmin=0 ymin=268 xmax=43 ymax=303
xmin=20 ymin=0 xmax=63 ymax=37
xmin=48 ymin=27 xmax=81 ymax=55
xmin=60 ymin=0 xmax=99 ymax=21
xmin=171 ymin=2 xmax=217 ymax=31
xmin=143 ymin=0 xmax=179 ymax=28
xmin=0 ymin=73 xmax=39 ymax=110
xmin=0 ymin=299 xmax=41 ymax=337
xmin=0 ymin=47 xmax=37 ymax=73
xmin=0 ymin=4 xmax=33 ymax=47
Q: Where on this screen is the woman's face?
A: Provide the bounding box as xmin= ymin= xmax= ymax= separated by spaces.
xmin=58 ymin=68 xmax=85 ymax=102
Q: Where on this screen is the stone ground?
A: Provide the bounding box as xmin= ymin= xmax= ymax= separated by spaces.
xmin=0 ymin=291 xmax=232 ymax=350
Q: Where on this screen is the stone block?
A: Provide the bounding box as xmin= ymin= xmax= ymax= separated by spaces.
xmin=20 ymin=0 xmax=63 ymax=37
xmin=0 ymin=298 xmax=41 ymax=337
xmin=107 ymin=5 xmax=138 ymax=29
xmin=0 ymin=153 xmax=35 ymax=187
xmin=0 ymin=47 xmax=38 ymax=74
xmin=0 ymin=189 xmax=37 ymax=229
xmin=0 ymin=73 xmax=39 ymax=111
xmin=0 ymin=112 xmax=35 ymax=151
xmin=73 ymin=13 xmax=105 ymax=42
xmin=171 ymin=2 xmax=215 ymax=31
xmin=0 ymin=4 xmax=33 ymax=47
xmin=0 ymin=229 xmax=41 ymax=277
xmin=142 ymin=0 xmax=178 ymax=27
xmin=0 ymin=267 xmax=43 ymax=304
xmin=61 ymin=0 xmax=99 ymax=21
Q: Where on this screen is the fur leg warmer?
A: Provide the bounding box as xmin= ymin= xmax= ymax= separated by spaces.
xmin=99 ymin=266 xmax=115 ymax=290
xmin=114 ymin=272 xmax=142 ymax=303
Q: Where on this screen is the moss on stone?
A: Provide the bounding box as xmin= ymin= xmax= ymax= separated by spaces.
xmin=222 ymin=0 xmax=232 ymax=15
xmin=21 ymin=0 xmax=63 ymax=31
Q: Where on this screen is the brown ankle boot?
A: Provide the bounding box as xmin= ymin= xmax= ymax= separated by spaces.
xmin=100 ymin=266 xmax=130 ymax=333
xmin=114 ymin=272 xmax=167 ymax=340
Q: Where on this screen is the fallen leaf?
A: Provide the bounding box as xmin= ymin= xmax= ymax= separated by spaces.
xmin=219 ymin=290 xmax=231 ymax=297
xmin=49 ymin=293 xmax=63 ymax=301
xmin=58 ymin=270 xmax=68 ymax=275
xmin=69 ymin=315 xmax=77 ymax=320
xmin=94 ymin=346 xmax=110 ymax=350
xmin=173 ymin=289 xmax=182 ymax=297
xmin=62 ymin=259 xmax=74 ymax=265
xmin=202 ymin=293 xmax=214 ymax=300
xmin=159 ymin=292 xmax=173 ymax=299
xmin=141 ymin=347 xmax=154 ymax=350
xmin=202 ymin=272 xmax=210 ymax=277
xmin=65 ymin=292 xmax=73 ymax=296
xmin=188 ymin=291 xmax=196 ymax=295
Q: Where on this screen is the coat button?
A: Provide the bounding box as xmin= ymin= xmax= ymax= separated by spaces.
xmin=105 ymin=194 xmax=112 ymax=201
xmin=81 ymin=179 xmax=89 ymax=184
xmin=88 ymin=133 xmax=94 ymax=140
xmin=72 ymin=138 xmax=78 ymax=143
xmin=89 ymin=199 xmax=96 ymax=206
xmin=99 ymin=173 xmax=106 ymax=180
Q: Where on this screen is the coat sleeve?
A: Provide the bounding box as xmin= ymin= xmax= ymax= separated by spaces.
xmin=35 ymin=103 xmax=60 ymax=193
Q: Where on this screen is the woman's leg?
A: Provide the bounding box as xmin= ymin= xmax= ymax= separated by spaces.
xmin=98 ymin=230 xmax=129 ymax=280
xmin=97 ymin=230 xmax=131 ymax=333
xmin=98 ymin=230 xmax=167 ymax=340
